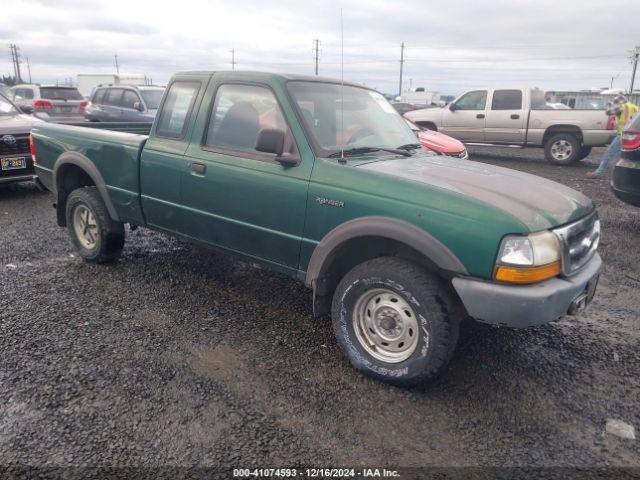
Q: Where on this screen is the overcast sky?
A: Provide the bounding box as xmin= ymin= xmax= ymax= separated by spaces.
xmin=2 ymin=0 xmax=639 ymax=95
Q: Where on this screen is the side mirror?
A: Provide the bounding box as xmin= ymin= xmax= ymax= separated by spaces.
xmin=256 ymin=128 xmax=284 ymax=156
xmin=133 ymin=101 xmax=145 ymax=112
xmin=255 ymin=129 xmax=298 ymax=166
xmin=448 ymin=103 xmax=457 ymax=112
xmin=20 ymin=105 xmax=34 ymax=114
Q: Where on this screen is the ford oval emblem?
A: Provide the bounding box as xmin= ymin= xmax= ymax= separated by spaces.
xmin=2 ymin=135 xmax=16 ymax=145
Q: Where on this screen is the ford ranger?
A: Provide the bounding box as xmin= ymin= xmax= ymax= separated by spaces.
xmin=405 ymin=87 xmax=614 ymax=165
xmin=31 ymin=71 xmax=602 ymax=386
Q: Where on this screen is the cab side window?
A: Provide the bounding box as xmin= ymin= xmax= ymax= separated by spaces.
xmin=122 ymin=90 xmax=140 ymax=109
xmin=491 ymin=90 xmax=523 ymax=110
xmin=205 ymin=84 xmax=297 ymax=158
xmin=156 ymin=81 xmax=200 ymax=139
xmin=455 ymin=90 xmax=487 ymax=111
xmin=104 ymin=88 xmax=124 ymax=106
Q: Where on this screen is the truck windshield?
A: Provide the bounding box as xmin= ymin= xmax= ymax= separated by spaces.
xmin=287 ymin=81 xmax=418 ymax=157
xmin=140 ymin=89 xmax=165 ymax=110
xmin=0 ymin=95 xmax=19 ymax=115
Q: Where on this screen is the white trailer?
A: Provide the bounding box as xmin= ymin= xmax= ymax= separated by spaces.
xmin=400 ymin=89 xmax=440 ymax=106
xmin=76 ymin=74 xmax=149 ymax=97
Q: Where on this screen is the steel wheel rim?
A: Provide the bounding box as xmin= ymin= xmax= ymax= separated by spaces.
xmin=551 ymin=140 xmax=572 ymax=160
xmin=73 ymin=205 xmax=98 ymax=249
xmin=352 ymin=288 xmax=420 ymax=364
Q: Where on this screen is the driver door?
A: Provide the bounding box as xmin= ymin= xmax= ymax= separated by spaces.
xmin=441 ymin=90 xmax=487 ymax=142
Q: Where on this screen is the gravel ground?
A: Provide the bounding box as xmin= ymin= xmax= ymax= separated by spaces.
xmin=0 ymin=147 xmax=639 ymax=474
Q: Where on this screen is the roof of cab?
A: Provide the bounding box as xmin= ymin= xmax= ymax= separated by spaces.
xmin=173 ymin=70 xmax=368 ymax=90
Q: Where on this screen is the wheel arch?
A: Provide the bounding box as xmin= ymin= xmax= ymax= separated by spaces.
xmin=53 ymin=152 xmax=119 ymax=226
xmin=542 ymin=124 xmax=584 ymax=145
xmin=305 ymin=217 xmax=468 ymax=316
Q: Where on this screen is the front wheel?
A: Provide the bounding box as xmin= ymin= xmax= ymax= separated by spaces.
xmin=544 ymin=133 xmax=580 ymax=165
xmin=65 ymin=187 xmax=125 ymax=263
xmin=331 ymin=257 xmax=459 ymax=387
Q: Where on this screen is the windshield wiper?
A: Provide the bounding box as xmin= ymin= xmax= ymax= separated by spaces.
xmin=328 ymin=146 xmax=412 ymax=158
xmin=396 ymin=143 xmax=423 ymax=151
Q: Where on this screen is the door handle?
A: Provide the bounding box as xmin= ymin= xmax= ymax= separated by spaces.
xmin=189 ymin=162 xmax=206 ymax=175
xmin=511 ymin=114 xmax=520 ymax=119
xmin=476 ymin=114 xmax=485 ymax=119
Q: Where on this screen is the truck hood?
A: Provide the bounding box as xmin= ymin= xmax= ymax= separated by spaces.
xmin=0 ymin=113 xmax=42 ymax=135
xmin=356 ymin=154 xmax=593 ymax=231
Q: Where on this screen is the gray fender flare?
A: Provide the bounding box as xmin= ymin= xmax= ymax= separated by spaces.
xmin=53 ymin=152 xmax=120 ymax=222
xmin=305 ymin=216 xmax=468 ymax=289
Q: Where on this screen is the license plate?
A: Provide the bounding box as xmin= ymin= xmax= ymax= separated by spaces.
xmin=60 ymin=106 xmax=72 ymax=112
xmin=1 ymin=157 xmax=26 ymax=171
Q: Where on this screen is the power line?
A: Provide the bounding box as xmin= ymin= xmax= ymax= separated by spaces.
xmin=313 ymin=39 xmax=321 ymax=76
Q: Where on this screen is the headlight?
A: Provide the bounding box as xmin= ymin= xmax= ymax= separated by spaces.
xmin=494 ymin=231 xmax=561 ymax=284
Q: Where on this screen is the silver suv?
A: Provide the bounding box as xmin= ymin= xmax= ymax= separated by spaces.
xmin=84 ymin=85 xmax=165 ymax=122
xmin=9 ymin=84 xmax=86 ymax=122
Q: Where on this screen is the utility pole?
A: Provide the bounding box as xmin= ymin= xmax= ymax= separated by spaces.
xmin=398 ymin=42 xmax=405 ymax=98
xmin=26 ymin=56 xmax=32 ymax=83
xmin=630 ymin=46 xmax=639 ymax=94
xmin=230 ymin=48 xmax=236 ymax=70
xmin=114 ymin=54 xmax=120 ymax=75
xmin=313 ymin=39 xmax=321 ymax=76
xmin=9 ymin=44 xmax=22 ymax=83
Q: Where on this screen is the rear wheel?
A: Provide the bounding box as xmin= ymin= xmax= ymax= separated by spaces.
xmin=65 ymin=187 xmax=124 ymax=263
xmin=331 ymin=257 xmax=460 ymax=387
xmin=544 ymin=133 xmax=580 ymax=165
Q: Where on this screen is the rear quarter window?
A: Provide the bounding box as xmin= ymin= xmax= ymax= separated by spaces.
xmin=155 ymin=81 xmax=200 ymax=139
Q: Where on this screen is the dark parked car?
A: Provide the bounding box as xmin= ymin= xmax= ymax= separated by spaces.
xmin=392 ymin=102 xmax=420 ymax=115
xmin=9 ymin=84 xmax=87 ymax=122
xmin=84 ymin=85 xmax=165 ymax=122
xmin=612 ymin=113 xmax=640 ymax=207
xmin=0 ymin=93 xmax=41 ymax=185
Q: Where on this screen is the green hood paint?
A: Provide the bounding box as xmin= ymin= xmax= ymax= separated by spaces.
xmin=356 ymin=153 xmax=594 ymax=231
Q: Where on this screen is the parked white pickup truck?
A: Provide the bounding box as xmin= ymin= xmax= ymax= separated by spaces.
xmin=405 ymin=87 xmax=614 ymax=165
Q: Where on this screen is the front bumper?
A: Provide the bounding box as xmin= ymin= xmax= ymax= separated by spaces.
xmin=452 ymin=253 xmax=602 ymax=328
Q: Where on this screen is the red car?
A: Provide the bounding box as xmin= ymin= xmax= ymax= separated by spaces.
xmin=404 ymin=117 xmax=468 ymax=159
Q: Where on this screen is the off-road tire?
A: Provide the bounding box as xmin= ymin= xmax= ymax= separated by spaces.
xmin=65 ymin=187 xmax=124 ymax=263
xmin=544 ymin=133 xmax=581 ymax=165
xmin=331 ymin=257 xmax=460 ymax=387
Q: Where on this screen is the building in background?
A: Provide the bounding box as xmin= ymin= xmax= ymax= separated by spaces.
xmin=546 ymin=90 xmax=640 ymax=110
xmin=76 ymin=74 xmax=153 ymax=97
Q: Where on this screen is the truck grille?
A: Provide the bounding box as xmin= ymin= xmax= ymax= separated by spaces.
xmin=0 ymin=135 xmax=30 ymax=157
xmin=553 ymin=211 xmax=600 ymax=275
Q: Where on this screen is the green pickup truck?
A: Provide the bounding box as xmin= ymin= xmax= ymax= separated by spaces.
xmin=31 ymin=71 xmax=602 ymax=386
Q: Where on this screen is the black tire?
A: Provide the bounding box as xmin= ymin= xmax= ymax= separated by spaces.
xmin=576 ymin=145 xmax=592 ymax=161
xmin=331 ymin=257 xmax=460 ymax=387
xmin=544 ymin=133 xmax=581 ymax=165
xmin=65 ymin=187 xmax=124 ymax=263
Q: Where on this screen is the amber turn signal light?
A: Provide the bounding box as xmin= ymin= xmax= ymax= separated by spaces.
xmin=494 ymin=261 xmax=561 ymax=284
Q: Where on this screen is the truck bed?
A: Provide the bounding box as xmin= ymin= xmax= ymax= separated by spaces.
xmin=31 ymin=122 xmax=149 ymax=225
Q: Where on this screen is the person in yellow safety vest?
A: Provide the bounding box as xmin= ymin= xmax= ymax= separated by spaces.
xmin=587 ymin=95 xmax=639 ymax=178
